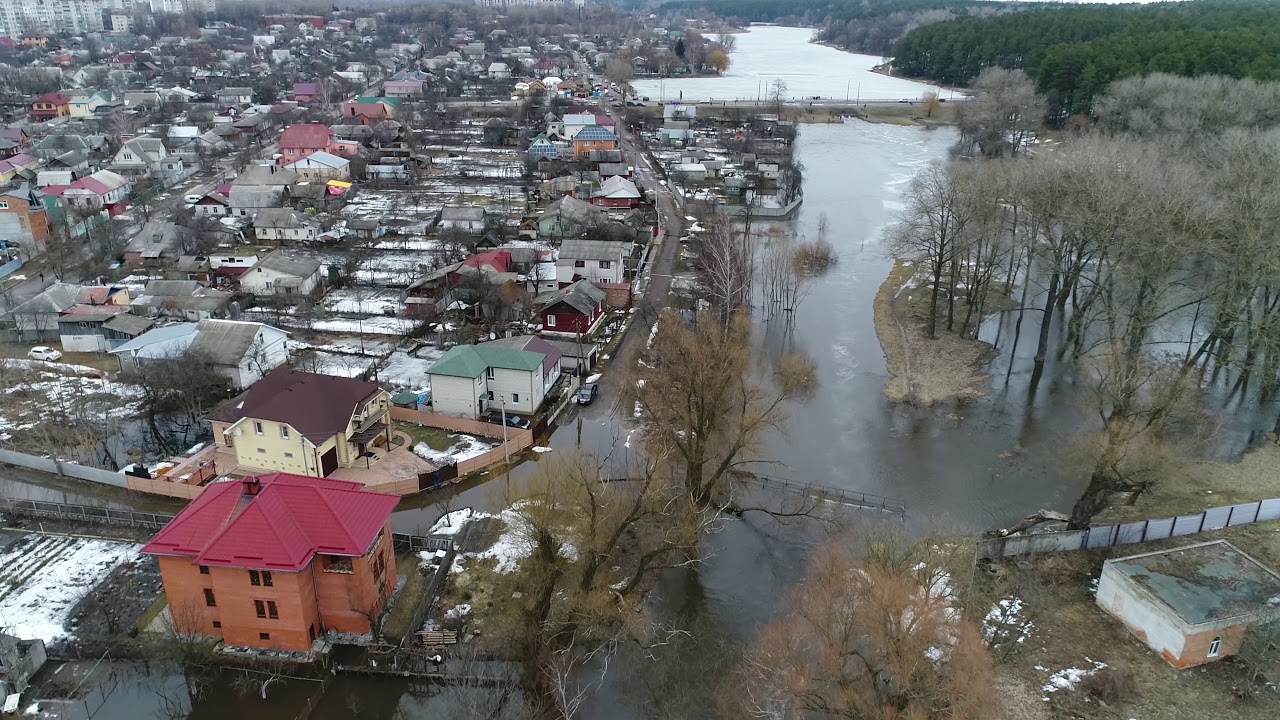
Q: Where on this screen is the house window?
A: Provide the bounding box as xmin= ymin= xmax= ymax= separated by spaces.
xmin=257 ymin=448 xmax=266 ymax=454
xmin=280 ymin=426 xmax=289 ymax=439
xmin=267 ymin=601 xmax=278 ymax=619
xmin=199 ymin=565 xmax=209 ymax=575
xmin=546 ymin=315 xmax=556 ymax=327
xmin=574 ymin=260 xmax=585 ymax=267
xmin=512 ymin=393 xmax=519 ymax=403
xmin=212 ymin=621 xmax=222 ymax=629
xmin=1208 ymin=636 xmax=1221 ymax=657
xmin=203 ymin=589 xmax=216 ymax=607
xmin=599 ymin=260 xmax=611 ymax=269
xmin=262 ymin=571 xmax=273 ymax=587
xmin=254 ymin=421 xmax=263 ymax=435
xmin=250 ymin=570 xmax=260 ymax=586
xmin=123 ymin=153 xmax=132 ymax=160
xmin=254 ymin=600 xmax=266 ymax=618
xmin=486 ymin=367 xmax=495 ymax=380
xmin=284 ymin=452 xmax=294 ymax=459
xmin=259 ymin=632 xmax=270 ymax=641
xmin=0 ymin=201 xmax=7 ymax=209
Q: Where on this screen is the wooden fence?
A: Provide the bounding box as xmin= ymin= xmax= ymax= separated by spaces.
xmin=978 ymin=497 xmax=1280 ymax=560
xmin=123 ymin=474 xmax=207 ymax=499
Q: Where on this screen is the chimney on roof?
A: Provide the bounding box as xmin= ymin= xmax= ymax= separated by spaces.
xmin=242 ymin=477 xmax=262 ymax=497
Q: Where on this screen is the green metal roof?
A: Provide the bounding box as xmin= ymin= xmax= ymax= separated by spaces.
xmin=428 ymin=344 xmax=545 ymax=378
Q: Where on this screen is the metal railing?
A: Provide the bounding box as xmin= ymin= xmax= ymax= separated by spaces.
xmin=740 ymin=475 xmax=908 ymax=517
xmin=0 ymin=498 xmax=175 ymax=529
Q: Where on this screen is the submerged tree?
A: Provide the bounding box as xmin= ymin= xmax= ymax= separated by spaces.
xmin=481 ymin=451 xmax=707 ymax=717
xmin=633 ymin=309 xmax=816 ymax=509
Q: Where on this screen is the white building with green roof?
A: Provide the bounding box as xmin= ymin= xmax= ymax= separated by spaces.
xmin=427 ymin=342 xmax=561 ymax=418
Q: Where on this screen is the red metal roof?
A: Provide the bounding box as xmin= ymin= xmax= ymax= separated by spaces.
xmin=141 ymin=473 xmax=399 ymax=571
xmin=279 ymin=123 xmax=331 ymax=150
xmin=463 ymin=249 xmax=512 ymax=273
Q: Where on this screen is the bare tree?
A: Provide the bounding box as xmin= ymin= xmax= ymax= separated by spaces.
xmin=959 ymin=67 xmax=1045 ymax=158
xmin=726 ymin=528 xmax=997 ymax=720
xmin=632 ymin=309 xmax=816 ymax=510
xmin=480 ymin=451 xmax=707 ymax=716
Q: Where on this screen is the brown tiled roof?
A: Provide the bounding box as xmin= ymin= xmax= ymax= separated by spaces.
xmin=207 ymin=367 xmax=381 ymax=443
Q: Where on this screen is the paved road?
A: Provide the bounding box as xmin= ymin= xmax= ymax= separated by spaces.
xmin=572 ymin=107 xmax=684 ymax=424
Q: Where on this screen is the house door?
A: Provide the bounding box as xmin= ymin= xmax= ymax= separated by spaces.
xmin=319 ymin=447 xmax=338 ymax=476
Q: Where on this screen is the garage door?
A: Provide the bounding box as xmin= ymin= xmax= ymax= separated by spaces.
xmin=319 ymin=448 xmax=338 ymax=476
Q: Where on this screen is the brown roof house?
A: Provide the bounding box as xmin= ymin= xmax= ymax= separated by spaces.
xmin=1096 ymin=539 xmax=1280 ymax=669
xmin=208 ymin=368 xmax=391 ymax=477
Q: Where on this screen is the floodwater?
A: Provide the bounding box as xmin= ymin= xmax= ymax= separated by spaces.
xmin=630 ymin=25 xmax=947 ymax=103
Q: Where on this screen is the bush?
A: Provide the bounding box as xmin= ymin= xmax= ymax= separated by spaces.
xmin=1081 ymin=661 xmax=1137 ymax=703
xmin=793 ymin=238 xmax=837 ymax=274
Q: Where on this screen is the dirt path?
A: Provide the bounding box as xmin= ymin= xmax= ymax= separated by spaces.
xmin=873 ymin=259 xmax=994 ymax=405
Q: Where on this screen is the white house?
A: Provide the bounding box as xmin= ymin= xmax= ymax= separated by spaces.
xmin=108 ymin=319 xmax=289 ymax=389
xmin=253 ymin=208 xmax=318 ymax=244
xmin=283 ymin=150 xmax=350 ymax=182
xmin=487 ymin=62 xmax=511 ymax=80
xmin=556 ymin=238 xmax=628 ymax=284
xmin=426 ymin=341 xmax=561 ymax=419
xmin=111 ymin=136 xmax=184 ymax=182
xmin=58 ymin=170 xmax=130 ymax=211
xmin=439 ymin=206 xmax=486 ymax=234
xmin=239 ymin=251 xmax=323 ymax=297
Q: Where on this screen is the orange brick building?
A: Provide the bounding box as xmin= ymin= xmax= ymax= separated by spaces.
xmin=142 ymin=473 xmax=400 ymax=651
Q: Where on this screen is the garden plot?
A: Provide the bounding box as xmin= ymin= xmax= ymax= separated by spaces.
xmin=379 ymin=346 xmax=446 ymax=389
xmin=0 ymin=533 xmax=141 ymax=642
xmin=291 ymin=349 xmax=376 ymax=378
xmin=342 ymin=191 xmax=439 ymax=233
xmin=0 ymin=361 xmax=142 ymax=441
xmin=310 ymin=315 xmax=417 ymax=336
xmin=318 ymin=288 xmax=404 ymax=316
xmin=413 ymin=433 xmax=496 ymax=465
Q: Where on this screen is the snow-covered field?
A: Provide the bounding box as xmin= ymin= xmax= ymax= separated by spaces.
xmin=0 ymin=534 xmax=141 ymax=642
xmin=310 ymin=315 xmax=416 ymax=336
xmin=0 ymin=361 xmax=142 ymax=441
xmin=379 ymin=346 xmax=445 ymax=389
xmin=318 ymin=288 xmax=404 ymax=316
xmin=413 ymin=433 xmax=496 ymax=465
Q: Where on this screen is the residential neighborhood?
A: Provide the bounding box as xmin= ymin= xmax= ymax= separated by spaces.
xmin=0 ymin=2 xmax=1276 ymax=720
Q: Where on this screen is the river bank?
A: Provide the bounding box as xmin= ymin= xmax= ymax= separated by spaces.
xmin=873 ymin=258 xmax=994 ymax=405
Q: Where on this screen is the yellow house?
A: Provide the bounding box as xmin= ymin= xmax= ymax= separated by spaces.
xmin=67 ymin=92 xmax=110 ymax=118
xmin=207 ymin=368 xmax=391 ymax=476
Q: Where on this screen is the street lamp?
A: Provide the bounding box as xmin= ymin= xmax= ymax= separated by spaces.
xmin=500 ymin=395 xmax=510 ymax=468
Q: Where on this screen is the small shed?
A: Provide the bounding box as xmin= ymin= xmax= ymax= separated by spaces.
xmin=1096 ymin=540 xmax=1280 ymax=669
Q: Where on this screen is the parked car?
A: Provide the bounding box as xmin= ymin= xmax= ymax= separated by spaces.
xmin=27 ymin=346 xmax=61 ymax=362
xmin=577 ymin=383 xmax=598 ymax=405
xmin=484 ymin=412 xmax=532 ymax=430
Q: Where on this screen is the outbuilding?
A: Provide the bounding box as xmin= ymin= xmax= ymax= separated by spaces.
xmin=1096 ymin=539 xmax=1280 ymax=669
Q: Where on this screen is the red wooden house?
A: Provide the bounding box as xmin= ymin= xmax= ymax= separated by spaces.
xmin=539 ymin=279 xmax=607 ymax=334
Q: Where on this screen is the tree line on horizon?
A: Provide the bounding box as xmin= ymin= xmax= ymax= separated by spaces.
xmin=892 ymin=0 xmax=1280 ymax=117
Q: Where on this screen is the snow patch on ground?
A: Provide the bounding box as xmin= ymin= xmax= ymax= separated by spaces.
xmin=0 ymin=536 xmax=141 ymax=642
xmin=413 ymin=434 xmax=496 ymax=464
xmin=532 ymin=446 xmax=553 ymax=453
xmin=1041 ymin=658 xmax=1108 ymax=695
xmin=430 ymin=508 xmax=481 ymax=536
xmin=982 ymin=597 xmax=1034 ymax=646
xmin=380 ymin=347 xmax=445 ymax=389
